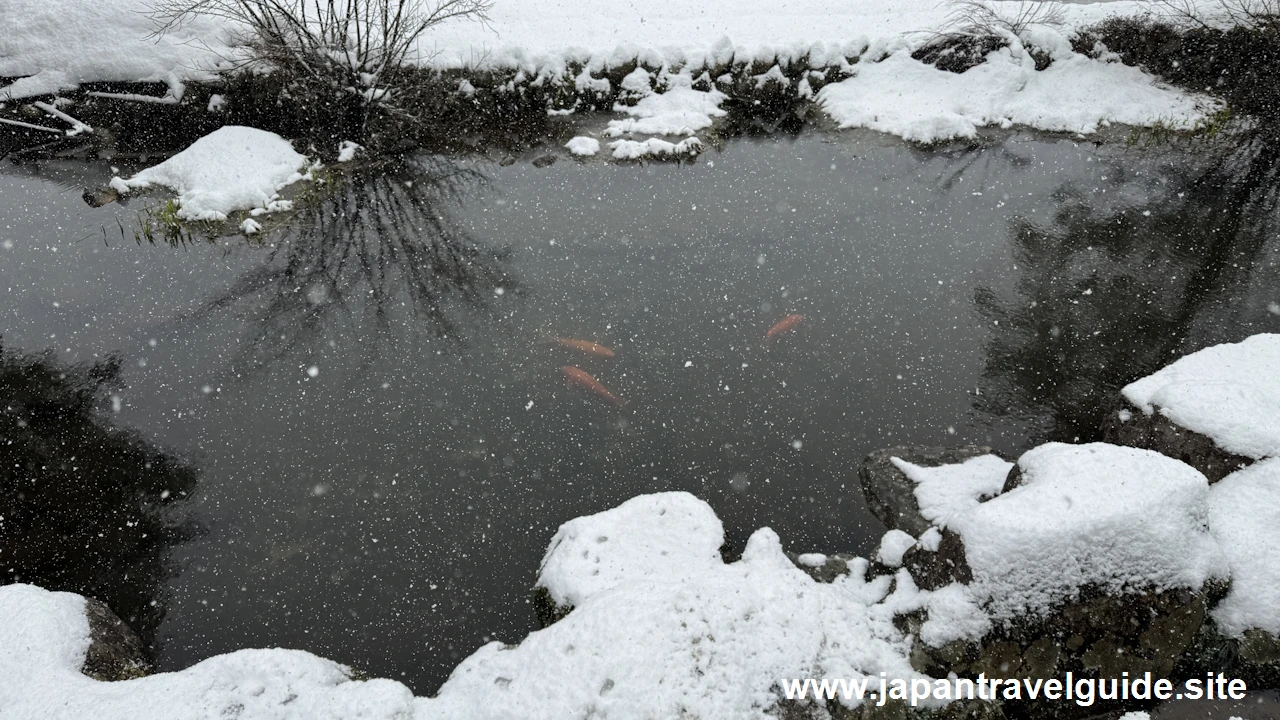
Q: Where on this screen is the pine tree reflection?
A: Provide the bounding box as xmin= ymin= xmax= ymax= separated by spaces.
xmin=199 ymin=156 xmax=517 ymax=371
xmin=974 ymin=136 xmax=1280 ymax=443
xmin=0 ymin=342 xmax=199 ymax=644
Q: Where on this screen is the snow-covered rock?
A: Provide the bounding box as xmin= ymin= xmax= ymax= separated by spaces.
xmin=536 ymin=492 xmax=724 ymax=610
xmin=109 ymin=126 xmax=311 ymax=222
xmin=859 ymin=445 xmax=1006 ymax=537
xmin=1209 ymin=458 xmax=1280 ymax=637
xmin=0 ymin=584 xmax=422 ymax=720
xmin=564 ymin=136 xmax=601 ymax=156
xmin=1121 ymin=334 xmax=1280 ymax=462
xmin=435 ymin=493 xmax=921 ymax=719
xmin=958 ymin=443 xmax=1225 ymax=622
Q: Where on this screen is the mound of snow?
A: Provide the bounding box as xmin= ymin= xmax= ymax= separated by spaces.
xmin=955 ymin=443 xmax=1225 ymax=621
xmin=564 ymin=136 xmax=601 ymax=156
xmin=537 ymin=492 xmax=724 ymax=608
xmin=110 ymin=126 xmax=311 ymax=222
xmin=876 ymin=529 xmax=916 ymax=567
xmin=433 ymin=493 xmax=921 ymax=719
xmin=1122 ymin=334 xmax=1280 ymax=460
xmin=609 ymin=137 xmax=703 ymax=160
xmin=1208 ymin=458 xmax=1280 ymax=637
xmin=817 ymin=45 xmax=1208 ymax=143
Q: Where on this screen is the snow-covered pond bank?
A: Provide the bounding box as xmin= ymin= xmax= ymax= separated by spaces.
xmin=2 ymin=129 xmax=1279 ymax=704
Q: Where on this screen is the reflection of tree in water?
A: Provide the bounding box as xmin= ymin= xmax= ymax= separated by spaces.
xmin=0 ymin=341 xmax=199 ymax=643
xmin=975 ymin=135 xmax=1280 ymax=443
xmin=200 ymin=156 xmax=517 ymax=371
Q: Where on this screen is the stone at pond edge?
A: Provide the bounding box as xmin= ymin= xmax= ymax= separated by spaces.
xmin=906 ymin=583 xmax=1224 ymax=718
xmin=900 ymin=529 xmax=972 ymax=590
xmin=82 ymin=596 xmax=153 ymax=681
xmin=531 ymin=155 xmax=557 ymax=168
xmin=786 ymin=551 xmax=859 ymax=583
xmin=859 ymin=446 xmax=1004 ymax=537
xmin=1101 ymin=408 xmax=1251 ymax=483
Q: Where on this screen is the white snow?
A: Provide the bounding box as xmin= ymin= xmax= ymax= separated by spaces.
xmin=1208 ymin=458 xmax=1280 ymax=637
xmin=336 ymin=141 xmax=363 ymax=162
xmin=817 ymin=42 xmax=1209 ymax=144
xmin=241 ymin=219 xmax=262 ymax=235
xmin=1121 ymin=334 xmax=1280 ymax=460
xmin=917 ymin=583 xmax=992 ymax=647
xmin=0 ymin=584 xmax=422 ymax=720
xmin=609 ymin=136 xmax=703 ymax=160
xmin=434 ymin=493 xmax=923 ymax=719
xmin=0 ymin=0 xmax=233 ymax=100
xmin=2 ymin=0 xmax=1213 ymax=138
xmin=891 ymin=453 xmax=1013 ymax=530
xmin=954 ymin=443 xmax=1226 ymax=622
xmin=564 ymin=136 xmax=601 ymax=156
xmin=796 ymin=552 xmax=828 ymax=567
xmin=110 ymin=126 xmax=311 ymax=222
xmin=876 ymin=529 xmax=917 ymax=567
xmin=604 ymin=75 xmax=727 ymax=138
xmin=537 ymin=492 xmax=724 ymax=609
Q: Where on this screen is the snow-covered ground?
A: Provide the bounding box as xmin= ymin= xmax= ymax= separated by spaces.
xmin=2 ymin=0 xmax=1217 ymax=143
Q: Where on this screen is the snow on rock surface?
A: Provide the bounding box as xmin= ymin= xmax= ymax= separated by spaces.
xmin=1208 ymin=458 xmax=1280 ymax=637
xmin=0 ymin=584 xmax=422 ymax=720
xmin=955 ymin=443 xmax=1226 ymax=622
xmin=1121 ymin=333 xmax=1280 ymax=460
xmin=564 ymin=136 xmax=601 ymax=156
xmin=609 ymin=137 xmax=703 ymax=160
xmin=536 ymin=492 xmax=724 ymax=609
xmin=876 ymin=529 xmax=916 ymax=567
xmin=110 ymin=127 xmax=311 ymax=222
xmin=605 ymin=75 xmax=727 ymax=137
xmin=892 ymin=453 xmax=1012 ymax=530
xmin=432 ymin=497 xmax=921 ymax=720
xmin=817 ymin=45 xmax=1208 ymax=143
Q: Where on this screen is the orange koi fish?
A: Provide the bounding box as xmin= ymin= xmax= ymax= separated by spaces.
xmin=561 ymin=366 xmax=625 ymax=407
xmin=546 ymin=337 xmax=616 ymax=358
xmin=766 ymin=314 xmax=806 ymax=340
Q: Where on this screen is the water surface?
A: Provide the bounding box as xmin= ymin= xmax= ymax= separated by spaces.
xmin=2 ymin=131 xmax=1277 ymax=693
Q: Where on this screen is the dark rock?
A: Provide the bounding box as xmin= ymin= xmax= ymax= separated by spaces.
xmin=530 ymin=585 xmax=571 ymax=629
xmin=82 ymin=186 xmax=120 ymax=207
xmin=81 ymin=597 xmax=152 ymax=681
xmin=1102 ymin=408 xmax=1251 ymax=482
xmin=786 ymin=551 xmax=859 ymax=583
xmin=909 ymin=583 xmax=1220 ymax=718
xmin=859 ymin=446 xmax=1005 ymax=537
xmin=499 ymin=155 xmax=517 ymax=166
xmin=900 ymin=529 xmax=972 ymax=590
xmin=531 ymin=154 xmax=557 ymax=168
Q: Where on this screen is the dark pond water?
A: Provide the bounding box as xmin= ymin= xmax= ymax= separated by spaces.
xmin=2 ymin=130 xmax=1278 ymax=695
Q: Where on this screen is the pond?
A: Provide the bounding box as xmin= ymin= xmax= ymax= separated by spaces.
xmin=2 ymin=129 xmax=1278 ymax=694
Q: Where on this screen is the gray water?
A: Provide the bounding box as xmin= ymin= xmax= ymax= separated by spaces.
xmin=2 ymin=131 xmax=1277 ymax=694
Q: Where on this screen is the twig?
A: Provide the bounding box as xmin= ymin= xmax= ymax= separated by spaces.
xmin=0 ymin=116 xmax=63 ymax=133
xmin=32 ymin=101 xmax=94 ymax=135
xmin=87 ymin=91 xmax=181 ymax=105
